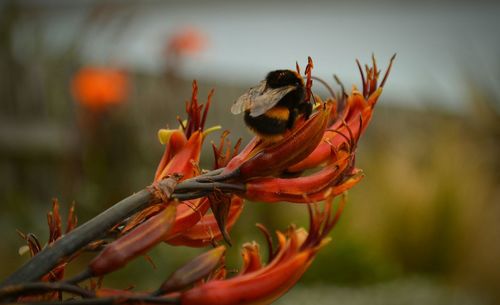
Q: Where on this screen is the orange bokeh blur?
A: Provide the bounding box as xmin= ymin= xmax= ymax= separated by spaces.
xmin=72 ymin=67 xmax=129 ymax=110
xmin=167 ymin=27 xmax=207 ymax=56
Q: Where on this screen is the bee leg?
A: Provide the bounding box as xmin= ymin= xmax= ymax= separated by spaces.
xmin=299 ymin=102 xmax=313 ymax=120
xmin=287 ymin=108 xmax=298 ymax=129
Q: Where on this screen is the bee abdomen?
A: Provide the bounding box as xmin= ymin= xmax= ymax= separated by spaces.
xmin=264 ymin=107 xmax=290 ymax=120
xmin=244 ymin=107 xmax=289 ymax=136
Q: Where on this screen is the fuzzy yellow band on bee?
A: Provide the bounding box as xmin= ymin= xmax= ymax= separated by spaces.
xmin=263 ymin=106 xmax=290 ymax=120
xmin=249 ymin=129 xmax=284 ymax=143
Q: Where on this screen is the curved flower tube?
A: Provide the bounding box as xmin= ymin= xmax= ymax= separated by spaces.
xmin=156 ymin=130 xmax=203 ymax=182
xmin=244 ymin=152 xmax=358 ymax=203
xmin=154 ymin=130 xmax=188 ymax=182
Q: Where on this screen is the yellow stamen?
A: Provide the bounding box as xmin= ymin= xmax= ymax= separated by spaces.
xmin=18 ymin=245 xmax=30 ymax=256
xmin=158 ymin=129 xmax=176 ymax=144
xmin=312 ymin=95 xmax=324 ymax=110
xmin=202 ymin=125 xmax=222 ymax=138
xmin=318 ymin=237 xmax=332 ymax=248
xmin=179 ymin=119 xmax=188 ymax=130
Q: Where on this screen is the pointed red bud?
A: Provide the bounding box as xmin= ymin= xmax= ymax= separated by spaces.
xmin=159 ymin=246 xmax=226 ymax=294
xmin=89 ymin=203 xmax=177 ymax=276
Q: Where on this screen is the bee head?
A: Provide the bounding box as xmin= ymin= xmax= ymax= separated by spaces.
xmin=265 ymin=70 xmax=303 ymax=89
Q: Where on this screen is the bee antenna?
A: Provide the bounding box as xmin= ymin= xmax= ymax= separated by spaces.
xmin=311 ymin=76 xmax=337 ymax=100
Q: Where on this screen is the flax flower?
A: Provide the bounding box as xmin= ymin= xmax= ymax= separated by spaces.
xmin=1 ymin=56 xmax=394 ymax=305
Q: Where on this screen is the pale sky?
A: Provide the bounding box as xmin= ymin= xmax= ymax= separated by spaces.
xmin=11 ymin=0 xmax=500 ymax=111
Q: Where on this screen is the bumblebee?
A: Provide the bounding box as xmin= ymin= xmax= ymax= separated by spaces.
xmin=231 ymin=70 xmax=312 ymax=142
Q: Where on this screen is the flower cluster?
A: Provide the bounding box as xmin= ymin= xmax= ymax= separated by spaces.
xmin=94 ymin=196 xmax=345 ymax=305
xmin=177 ymin=197 xmax=345 ymax=305
xmin=0 ymin=55 xmax=394 ymax=305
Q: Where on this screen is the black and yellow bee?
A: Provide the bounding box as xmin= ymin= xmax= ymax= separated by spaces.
xmin=231 ymin=70 xmax=312 ymax=142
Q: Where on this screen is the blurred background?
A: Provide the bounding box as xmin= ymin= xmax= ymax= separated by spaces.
xmin=1 ymin=0 xmax=499 ymax=304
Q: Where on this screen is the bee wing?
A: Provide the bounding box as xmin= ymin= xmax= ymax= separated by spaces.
xmin=248 ymin=85 xmax=296 ymax=117
xmin=231 ymin=81 xmax=267 ymax=115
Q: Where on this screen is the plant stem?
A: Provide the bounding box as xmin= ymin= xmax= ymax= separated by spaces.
xmin=1 ymin=172 xmax=242 ymax=288
xmin=14 ymin=295 xmax=180 ymax=305
xmin=0 ymin=282 xmax=95 ymax=299
xmin=174 ymin=181 xmax=245 ymax=194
